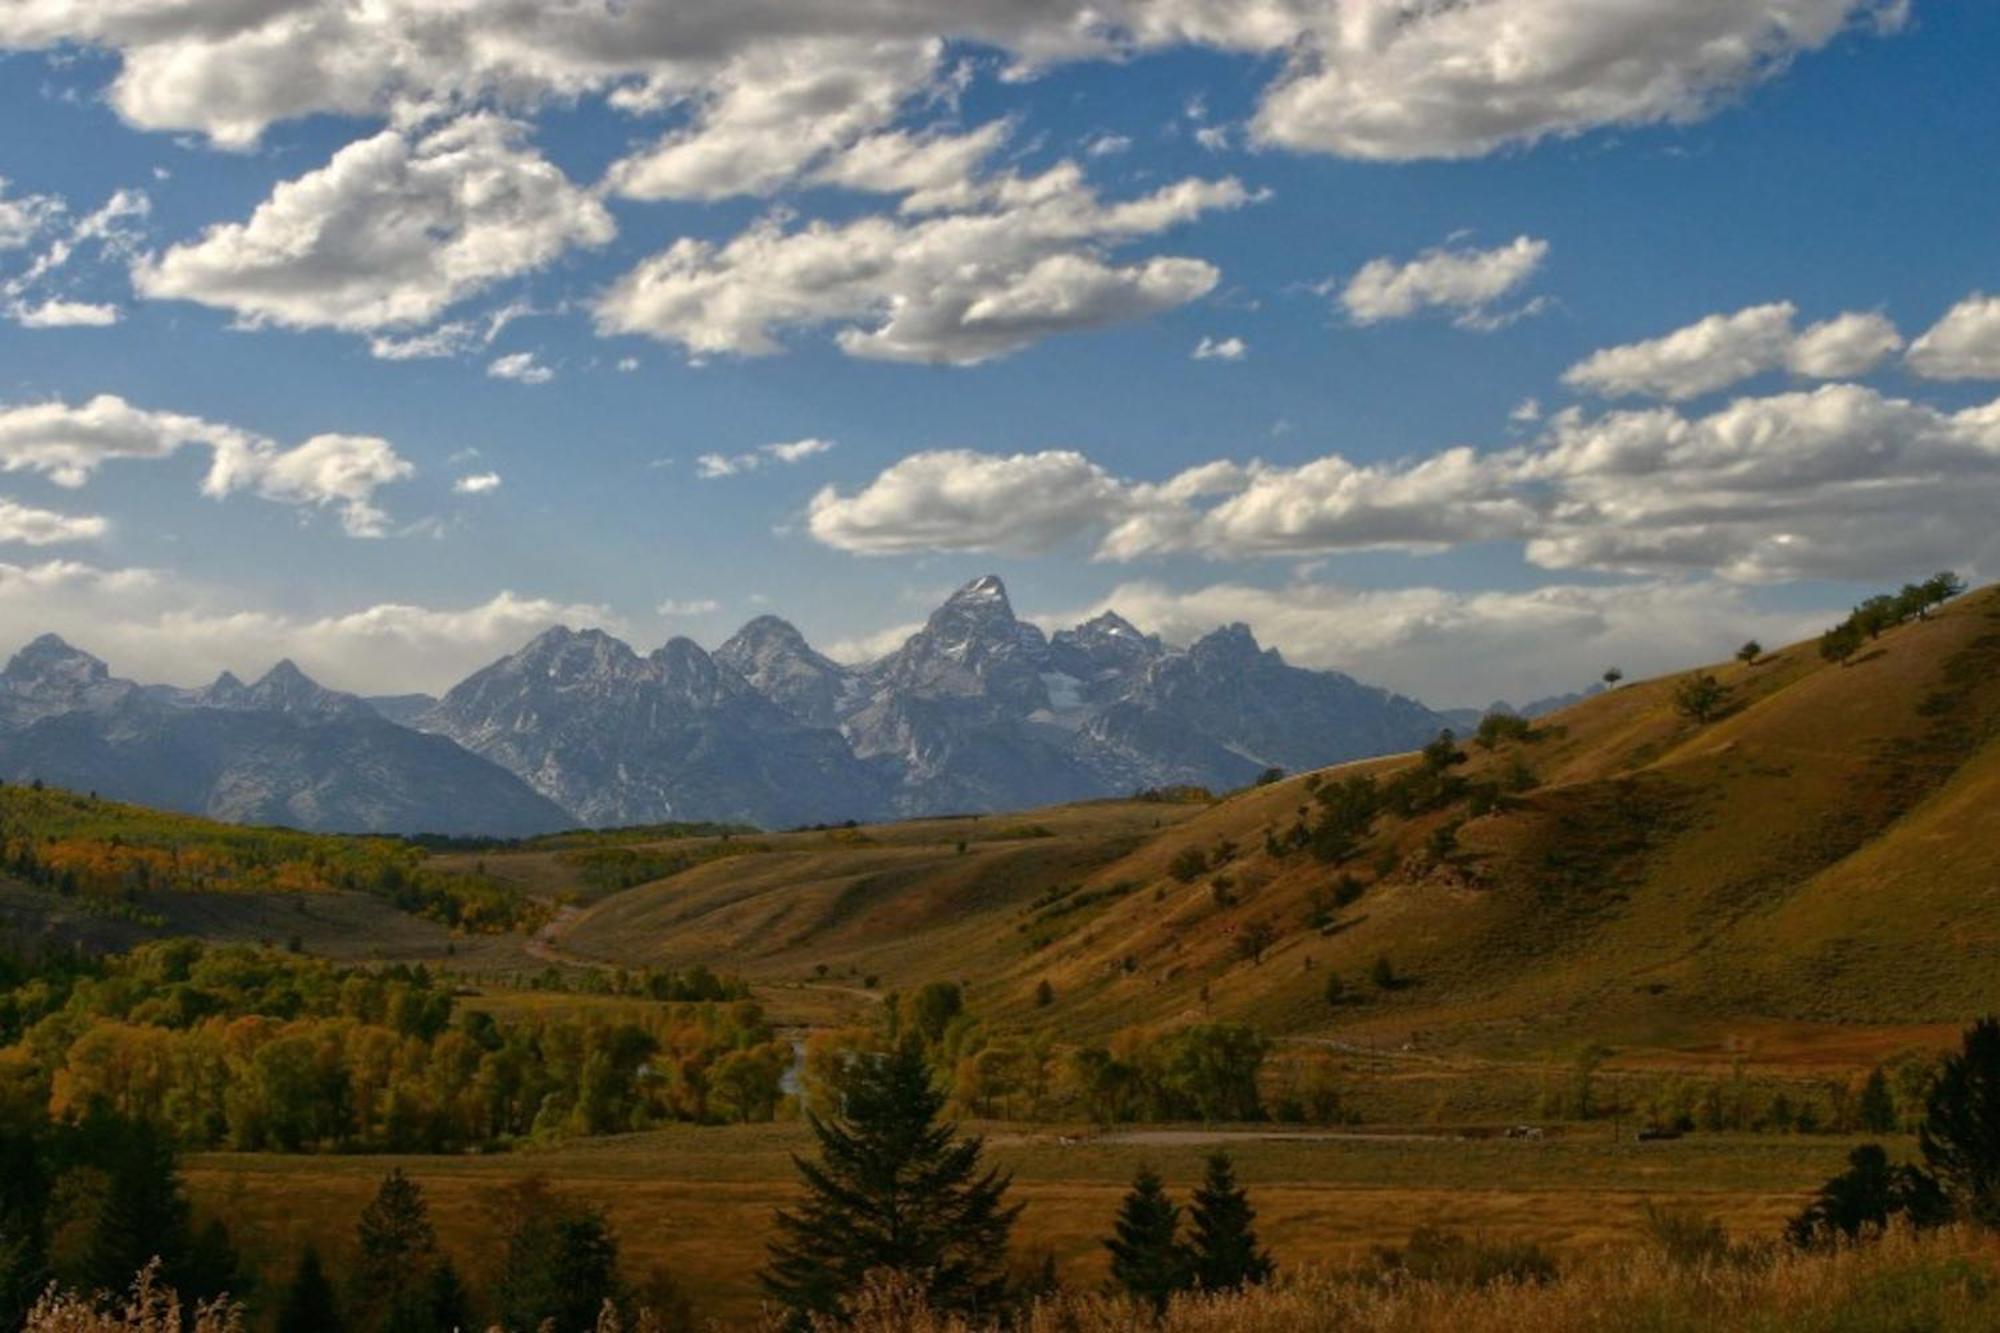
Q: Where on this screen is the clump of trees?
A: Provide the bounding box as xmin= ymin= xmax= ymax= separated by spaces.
xmin=1790 ymin=1017 xmax=2000 ymax=1245
xmin=1105 ymin=1154 xmax=1273 ymax=1311
xmin=3 ymin=940 xmax=784 ymax=1153
xmin=1820 ymin=572 xmax=1967 ymax=665
xmin=814 ymin=983 xmax=1275 ymax=1128
xmin=1295 ymin=732 xmax=1472 ymax=869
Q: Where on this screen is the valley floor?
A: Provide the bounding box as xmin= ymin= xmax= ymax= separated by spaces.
xmin=185 ymin=1122 xmax=1877 ymax=1326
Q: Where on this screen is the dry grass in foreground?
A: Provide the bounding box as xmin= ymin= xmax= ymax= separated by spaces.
xmin=28 ymin=1231 xmax=2000 ymax=1332
xmin=784 ymin=1228 xmax=2000 ymax=1333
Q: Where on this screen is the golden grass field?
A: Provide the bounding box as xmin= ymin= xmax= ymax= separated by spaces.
xmin=184 ymin=1122 xmax=1882 ymax=1325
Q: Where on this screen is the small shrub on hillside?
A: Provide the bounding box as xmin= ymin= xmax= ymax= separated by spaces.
xmin=1168 ymin=847 xmax=1209 ymax=883
xmin=1233 ymin=919 xmax=1278 ymax=966
xmin=1475 ymin=713 xmax=1534 ymax=748
xmin=1672 ymin=673 xmax=1728 ymax=724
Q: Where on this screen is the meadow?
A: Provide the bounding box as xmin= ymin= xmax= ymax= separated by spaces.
xmin=182 ymin=1122 xmax=1885 ymax=1324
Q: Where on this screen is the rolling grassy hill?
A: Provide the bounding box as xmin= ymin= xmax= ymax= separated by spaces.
xmin=531 ymin=583 xmax=2000 ymax=1068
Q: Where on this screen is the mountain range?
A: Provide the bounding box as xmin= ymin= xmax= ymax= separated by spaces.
xmin=0 ymin=636 xmax=571 ymax=837
xmin=0 ymin=576 xmax=1457 ymax=833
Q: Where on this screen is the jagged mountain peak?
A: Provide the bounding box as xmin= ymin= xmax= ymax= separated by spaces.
xmin=653 ymin=635 xmax=719 ymax=676
xmin=255 ymin=658 xmax=313 ymax=687
xmin=716 ymin=615 xmax=851 ymax=730
xmin=1078 ymin=610 xmax=1146 ymax=639
xmin=947 ymin=573 xmax=1010 ymax=608
xmin=5 ymin=633 xmax=109 ymax=686
xmin=723 ymin=614 xmax=812 ymax=649
xmin=1189 ymin=622 xmax=1271 ymax=663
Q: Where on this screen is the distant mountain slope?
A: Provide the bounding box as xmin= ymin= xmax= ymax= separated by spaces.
xmin=0 ymin=638 xmax=571 ymax=836
xmin=547 ymin=582 xmax=2000 ymax=1050
xmin=421 ymin=627 xmax=887 ymax=828
xmin=425 ymin=575 xmax=1453 ymax=824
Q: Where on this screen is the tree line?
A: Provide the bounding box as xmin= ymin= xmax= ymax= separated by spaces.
xmin=803 ymin=981 xmax=1276 ymax=1127
xmin=0 ymin=782 xmax=543 ymax=932
xmin=3 ymin=940 xmax=786 ymax=1153
xmin=1819 ymin=571 xmax=1966 ymax=665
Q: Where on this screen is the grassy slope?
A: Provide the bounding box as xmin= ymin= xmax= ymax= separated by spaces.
xmin=542 ymin=587 xmax=2000 ymax=1063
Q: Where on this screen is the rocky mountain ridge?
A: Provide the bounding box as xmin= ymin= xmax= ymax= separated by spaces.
xmin=0 ymin=576 xmax=1461 ymax=832
xmin=0 ymin=638 xmax=571 ymax=837
xmin=419 ymin=574 xmax=1454 ymax=826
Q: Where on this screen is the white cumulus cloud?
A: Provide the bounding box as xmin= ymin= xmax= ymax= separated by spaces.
xmin=696 ymin=437 xmax=836 ymax=479
xmin=0 ymin=499 xmax=108 ymax=545
xmin=1192 ymin=335 xmax=1247 ymax=361
xmin=0 ymin=0 xmax=1902 ymax=168
xmin=1564 ymin=302 xmax=1902 ymax=400
xmin=1056 ymin=577 xmax=1831 ymax=709
xmin=1341 ymin=235 xmax=1548 ymax=329
xmin=453 ymin=472 xmax=501 ymax=495
xmin=0 ymin=394 xmax=413 ymax=536
xmin=1250 ymin=0 xmax=1906 ymax=160
xmin=1907 ymin=294 xmax=2000 ymax=381
xmin=134 ymin=116 xmax=613 ymax=334
xmin=487 ymin=352 xmax=554 ymax=384
xmin=806 ymin=382 xmax=2000 ymax=583
xmin=596 ymin=162 xmax=1251 ymax=365
xmin=9 ymin=299 xmax=120 ymax=328
xmin=0 ymin=562 xmax=616 ymax=695
xmin=807 ymin=448 xmax=1133 ymax=553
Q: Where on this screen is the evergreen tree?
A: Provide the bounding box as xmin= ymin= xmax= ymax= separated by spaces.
xmin=1858 ymin=1067 xmax=1897 ymax=1135
xmin=762 ymin=1037 xmax=1020 ymax=1325
xmin=277 ymin=1245 xmax=343 ymax=1333
xmin=1183 ymin=1154 xmax=1273 ymax=1292
xmin=350 ymin=1169 xmax=437 ymax=1333
xmin=1920 ymin=1016 xmax=2000 ymax=1227
xmin=48 ymin=1109 xmax=230 ymax=1304
xmin=489 ymin=1180 xmax=621 ymax=1333
xmin=1104 ymin=1166 xmax=1187 ymax=1314
xmin=425 ymin=1257 xmax=472 ymax=1333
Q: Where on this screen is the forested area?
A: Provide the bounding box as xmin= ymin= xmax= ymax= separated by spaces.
xmin=0 ymin=940 xmax=788 ymax=1152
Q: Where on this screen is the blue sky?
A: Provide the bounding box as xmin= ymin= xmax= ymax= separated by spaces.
xmin=0 ymin=0 xmax=1995 ymax=706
